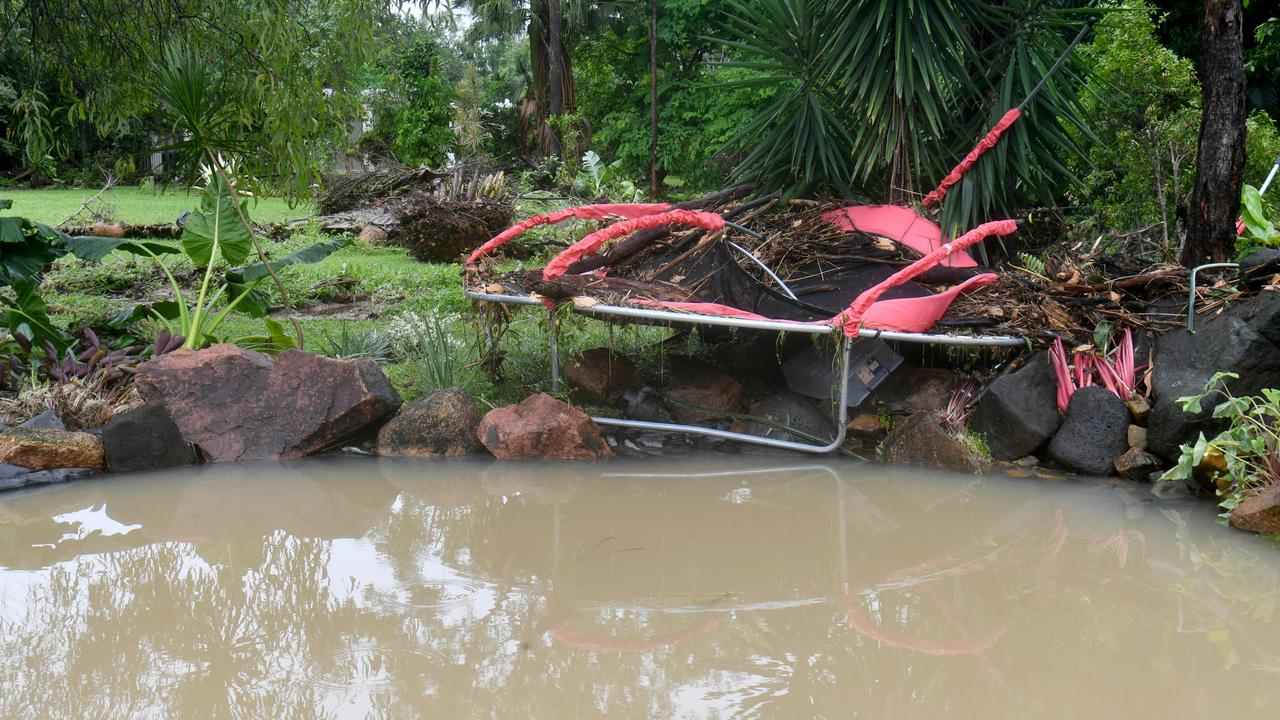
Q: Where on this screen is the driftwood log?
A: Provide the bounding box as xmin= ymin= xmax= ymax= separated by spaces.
xmin=57 ymin=222 xmax=181 ymax=239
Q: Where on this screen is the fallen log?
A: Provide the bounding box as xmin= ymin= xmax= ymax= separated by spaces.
xmin=564 ymin=184 xmax=758 ymax=275
xmin=57 ymin=222 xmax=181 ymax=239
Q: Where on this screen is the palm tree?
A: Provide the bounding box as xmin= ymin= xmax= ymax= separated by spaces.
xmin=462 ymin=0 xmax=631 ymax=158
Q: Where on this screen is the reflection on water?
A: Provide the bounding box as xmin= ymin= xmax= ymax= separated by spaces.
xmin=2 ymin=457 xmax=1279 ymax=718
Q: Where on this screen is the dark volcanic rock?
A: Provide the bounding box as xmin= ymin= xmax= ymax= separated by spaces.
xmin=868 ymin=367 xmax=959 ymax=417
xmin=477 ymin=393 xmax=611 ymax=460
xmin=564 ymin=348 xmax=642 ymax=405
xmin=136 ymin=344 xmax=402 ymax=462
xmin=0 ymin=466 xmax=96 ymax=491
xmin=1229 ymin=484 xmax=1280 ymax=534
xmin=880 ymin=412 xmax=985 ymax=474
xmin=20 ymin=410 xmax=65 ymax=431
xmin=1239 ymin=248 xmax=1280 ymax=291
xmin=1148 ymin=294 xmax=1280 ymax=459
xmin=1046 ymin=387 xmax=1129 ymax=476
xmin=1113 ymin=447 xmax=1161 ymax=481
xmin=378 ymin=388 xmax=485 ymax=457
xmin=743 ymin=391 xmax=835 ymax=451
xmin=663 ymin=359 xmax=742 ymax=423
xmin=101 ymin=401 xmax=198 ymax=473
xmin=969 ymin=354 xmax=1062 ymax=461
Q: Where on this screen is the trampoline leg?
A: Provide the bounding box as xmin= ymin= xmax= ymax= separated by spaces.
xmin=547 ymin=308 xmax=562 ymax=392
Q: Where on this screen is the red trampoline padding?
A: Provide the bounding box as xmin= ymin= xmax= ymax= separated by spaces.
xmin=922 ymin=108 xmax=1022 ymax=208
xmin=543 ymin=209 xmax=725 ymax=280
xmin=822 ymin=205 xmax=977 ymax=267
xmin=635 ymin=273 xmax=995 ymax=334
xmin=465 ymin=203 xmax=671 ymax=264
xmin=836 ymin=219 xmax=1018 ymax=333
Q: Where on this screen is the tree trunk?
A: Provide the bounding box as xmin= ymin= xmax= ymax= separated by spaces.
xmin=649 ymin=0 xmax=659 ymax=198
xmin=547 ymin=0 xmax=565 ymax=156
xmin=1180 ymin=0 xmax=1247 ymax=266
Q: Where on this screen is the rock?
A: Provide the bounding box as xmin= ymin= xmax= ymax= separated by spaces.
xmin=847 ymin=412 xmax=886 ymax=439
xmin=1148 ymin=294 xmax=1280 ymax=459
xmin=20 ymin=410 xmax=65 ymax=431
xmin=1127 ymin=424 xmax=1148 ymax=450
xmin=377 ymin=388 xmax=484 ymax=457
xmin=1239 ymin=248 xmax=1280 ymax=291
xmin=358 ymin=224 xmax=390 ymax=245
xmin=1126 ymin=395 xmax=1151 ymax=424
xmin=1046 ymin=387 xmax=1129 ymax=476
xmin=868 ymin=367 xmax=959 ymax=417
xmin=477 ymin=393 xmax=611 ymax=460
xmin=0 ymin=427 xmax=104 ymax=470
xmin=663 ymin=359 xmax=742 ymax=423
xmin=563 ymin=348 xmax=642 ymax=405
xmin=969 ymin=354 xmax=1063 ymax=461
xmin=101 ymin=401 xmax=198 ymax=473
xmin=136 ymin=344 xmax=402 ymax=462
xmin=1229 ymin=484 xmax=1280 ymax=534
xmin=1114 ymin=447 xmax=1161 ymax=481
xmin=0 ymin=467 xmax=96 ymax=492
xmin=743 ymin=392 xmax=835 ymax=449
xmin=880 ymin=412 xmax=985 ymax=474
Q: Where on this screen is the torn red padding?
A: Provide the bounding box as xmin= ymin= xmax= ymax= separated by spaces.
xmin=822 ymin=204 xmax=977 ymax=267
xmin=635 ymin=273 xmax=996 ymax=334
xmin=543 ymin=209 xmax=725 ymax=280
xmin=922 ymin=108 xmax=1022 ymax=208
xmin=835 ymin=219 xmax=1018 ymax=333
xmin=465 ymin=203 xmax=671 ymax=264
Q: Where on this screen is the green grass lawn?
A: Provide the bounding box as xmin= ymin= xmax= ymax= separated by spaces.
xmin=12 ymin=186 xmax=673 ymax=406
xmin=3 ymin=185 xmax=309 ymax=226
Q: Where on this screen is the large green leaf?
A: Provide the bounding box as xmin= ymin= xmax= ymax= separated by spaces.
xmin=181 ymin=181 xmax=253 ymax=267
xmin=3 ymin=279 xmax=68 ymax=351
xmin=0 ymin=216 xmax=66 ymax=286
xmin=63 ymin=236 xmax=182 ymax=262
xmin=226 ymin=236 xmax=353 ymax=286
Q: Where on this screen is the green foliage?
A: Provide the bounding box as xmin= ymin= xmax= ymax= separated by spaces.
xmin=362 ymin=26 xmax=457 ymax=167
xmin=0 ymin=202 xmax=71 ymax=349
xmin=1074 ymin=1 xmax=1200 ymax=240
xmin=1164 ymin=372 xmax=1280 ymax=513
xmin=573 ymin=150 xmax=642 ymax=201
xmin=717 ymin=0 xmax=1094 ymax=229
xmin=1239 ymin=183 xmax=1280 ymax=257
xmin=316 ymin=324 xmax=394 ymax=362
xmin=572 ymin=0 xmax=770 ymax=192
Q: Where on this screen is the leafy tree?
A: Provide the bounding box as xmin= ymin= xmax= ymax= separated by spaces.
xmin=1074 ymin=1 xmax=1202 ymax=245
xmin=1181 ymin=0 xmax=1248 ymax=265
xmin=0 ymin=0 xmax=379 ymax=195
xmin=459 ymin=0 xmax=627 ymax=158
xmin=361 ymin=27 xmax=457 ymax=167
xmin=574 ymin=0 xmax=773 ymax=191
xmin=717 ymin=0 xmax=1096 ymax=235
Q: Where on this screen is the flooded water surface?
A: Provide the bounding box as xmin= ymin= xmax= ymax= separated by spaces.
xmin=2 ymin=458 xmax=1279 ymax=718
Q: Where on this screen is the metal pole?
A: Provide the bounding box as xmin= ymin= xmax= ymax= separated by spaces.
xmin=726 ymin=240 xmax=800 ymax=300
xmin=1259 ymin=154 xmax=1280 ymax=196
xmin=547 ymin=308 xmax=562 ymax=391
xmin=591 ymin=338 xmax=852 ymax=453
xmin=1186 ymin=262 xmax=1239 ymax=333
xmin=1017 ymin=19 xmax=1095 ymax=111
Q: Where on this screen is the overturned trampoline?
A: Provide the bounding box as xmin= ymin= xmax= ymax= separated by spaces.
xmin=460 ymin=26 xmax=1103 ymax=453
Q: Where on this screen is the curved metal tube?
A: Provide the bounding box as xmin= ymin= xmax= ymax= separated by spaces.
xmin=1187 ymin=262 xmax=1239 ymax=333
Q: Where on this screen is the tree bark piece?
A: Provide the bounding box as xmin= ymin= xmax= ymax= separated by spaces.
xmin=1181 ymin=0 xmax=1247 ymax=266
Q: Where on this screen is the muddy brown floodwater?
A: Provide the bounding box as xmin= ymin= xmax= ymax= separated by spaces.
xmin=2 ymin=458 xmax=1279 ymax=718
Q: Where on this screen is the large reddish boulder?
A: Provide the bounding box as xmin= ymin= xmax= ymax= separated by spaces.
xmin=136 ymin=344 xmax=402 ymax=462
xmin=1230 ymin=484 xmax=1280 ymax=535
xmin=563 ymin=348 xmax=642 ymax=405
xmin=476 ymin=393 xmax=611 ymax=460
xmin=663 ymin=360 xmax=742 ymax=423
